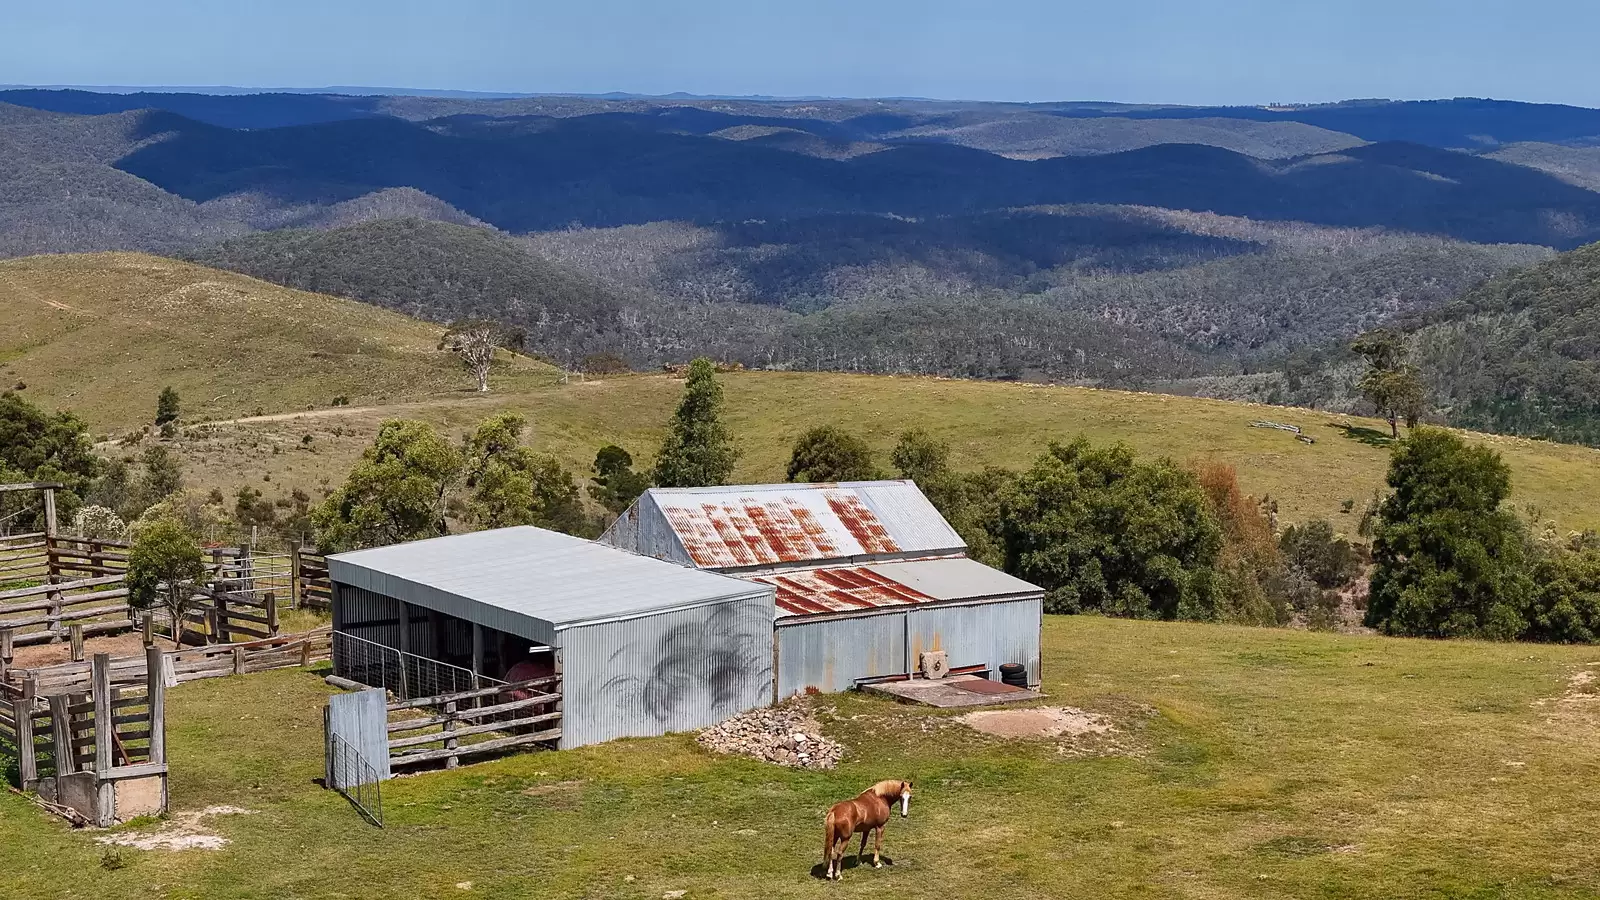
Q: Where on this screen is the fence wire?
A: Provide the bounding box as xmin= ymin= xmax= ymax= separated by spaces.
xmin=327 ymin=733 xmax=383 ymax=827
xmin=332 ymin=631 xmax=502 ymax=701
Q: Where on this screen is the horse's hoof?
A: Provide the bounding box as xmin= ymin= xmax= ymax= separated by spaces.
xmin=873 ymin=861 xmax=883 ymax=868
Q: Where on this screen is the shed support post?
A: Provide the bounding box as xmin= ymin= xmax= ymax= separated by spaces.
xmin=398 ymin=603 xmax=410 ymax=656
xmin=471 ymin=623 xmax=485 ymax=679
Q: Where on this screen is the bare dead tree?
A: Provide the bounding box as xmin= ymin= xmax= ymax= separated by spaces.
xmin=440 ymin=320 xmax=519 ymax=392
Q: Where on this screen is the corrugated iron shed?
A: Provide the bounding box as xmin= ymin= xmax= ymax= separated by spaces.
xmin=600 ymin=481 xmax=966 ymax=571
xmin=328 ymin=526 xmax=773 ymax=643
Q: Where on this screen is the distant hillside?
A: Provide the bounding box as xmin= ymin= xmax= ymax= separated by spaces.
xmin=1411 ymin=241 xmax=1600 ymax=445
xmin=9 ymin=90 xmax=1600 ymax=151
xmin=113 ymin=115 xmax=1600 ymax=244
xmin=181 ymin=219 xmax=629 ymax=353
xmin=183 ymin=216 xmax=1224 ymax=382
xmin=1487 ymin=143 xmax=1600 ymax=192
xmin=0 ymin=252 xmax=554 ymax=430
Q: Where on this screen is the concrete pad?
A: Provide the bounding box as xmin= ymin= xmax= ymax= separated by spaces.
xmin=860 ymin=674 xmax=1042 ymax=708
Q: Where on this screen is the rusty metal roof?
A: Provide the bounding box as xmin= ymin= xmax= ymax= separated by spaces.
xmin=754 ymin=566 xmax=936 ymax=617
xmin=756 ymin=557 xmax=1044 ymax=620
xmin=600 ymin=481 xmax=966 ymax=571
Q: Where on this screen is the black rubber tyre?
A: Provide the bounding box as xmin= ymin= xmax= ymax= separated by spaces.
xmin=998 ymin=663 xmax=1028 ymax=687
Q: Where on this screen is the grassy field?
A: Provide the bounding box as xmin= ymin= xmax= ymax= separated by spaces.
xmin=5 ymin=616 xmax=1600 ymax=899
xmin=168 ymin=372 xmax=1600 ymax=532
xmin=6 ymin=252 xmax=1600 ymax=530
xmin=0 ymin=252 xmax=554 ymax=431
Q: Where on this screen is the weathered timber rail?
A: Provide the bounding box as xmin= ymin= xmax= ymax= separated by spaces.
xmin=385 ymin=675 xmax=562 ymax=770
xmin=2 ymin=627 xmax=332 ymax=697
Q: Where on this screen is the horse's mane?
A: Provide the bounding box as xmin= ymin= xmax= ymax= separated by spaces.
xmin=863 ymin=779 xmax=906 ymax=799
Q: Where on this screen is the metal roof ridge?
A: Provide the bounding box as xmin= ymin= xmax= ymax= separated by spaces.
xmin=645 ymin=479 xmax=916 ymax=495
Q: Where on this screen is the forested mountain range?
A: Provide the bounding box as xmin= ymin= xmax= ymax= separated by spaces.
xmin=4 ymin=89 xmax=1600 ymax=443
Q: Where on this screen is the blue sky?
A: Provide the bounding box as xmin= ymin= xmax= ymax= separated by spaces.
xmin=7 ymin=0 xmax=1600 ymax=106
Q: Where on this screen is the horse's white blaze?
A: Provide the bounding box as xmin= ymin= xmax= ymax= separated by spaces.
xmin=901 ymin=791 xmax=910 ymax=817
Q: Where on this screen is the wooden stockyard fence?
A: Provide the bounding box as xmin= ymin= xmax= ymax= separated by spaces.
xmin=0 ymin=650 xmax=167 ymax=826
xmin=385 ymin=674 xmax=563 ymax=771
xmin=3 ymin=627 xmax=333 ymax=697
xmin=1 ymin=483 xmax=333 ymax=659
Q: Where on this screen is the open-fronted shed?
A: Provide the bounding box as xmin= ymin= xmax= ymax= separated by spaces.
xmin=328 ymin=527 xmax=776 ymax=748
xmin=601 ymin=482 xmax=1043 ymax=696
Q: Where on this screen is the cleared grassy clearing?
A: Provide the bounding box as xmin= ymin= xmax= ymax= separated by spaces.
xmin=169 ymin=372 xmax=1600 ymax=532
xmin=0 ymin=252 xmax=556 ymax=431
xmin=4 ymin=616 xmax=1600 ymax=899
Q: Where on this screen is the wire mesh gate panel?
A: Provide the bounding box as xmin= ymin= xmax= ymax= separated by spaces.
xmin=324 ymin=688 xmax=388 ymax=826
xmin=331 ymin=630 xmax=500 ymax=699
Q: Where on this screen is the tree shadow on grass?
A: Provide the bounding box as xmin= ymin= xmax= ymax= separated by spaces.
xmin=1328 ymin=423 xmax=1395 ymax=447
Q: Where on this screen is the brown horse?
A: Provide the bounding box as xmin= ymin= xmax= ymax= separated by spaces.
xmin=822 ymin=779 xmax=912 ymax=880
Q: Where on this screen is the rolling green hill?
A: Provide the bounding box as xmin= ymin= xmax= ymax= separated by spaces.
xmin=0 ymin=252 xmax=555 ymax=430
xmin=4 ymin=253 xmax=1596 ymax=533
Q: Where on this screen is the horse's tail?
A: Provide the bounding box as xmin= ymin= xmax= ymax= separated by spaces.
xmin=822 ymin=809 xmax=834 ymax=867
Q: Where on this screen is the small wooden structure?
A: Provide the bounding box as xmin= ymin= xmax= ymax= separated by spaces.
xmin=0 ymin=650 xmax=167 ymax=826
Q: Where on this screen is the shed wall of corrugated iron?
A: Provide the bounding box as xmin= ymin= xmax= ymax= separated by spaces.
xmin=599 ymin=494 xmax=691 ymax=566
xmin=775 ymin=612 xmax=906 ymax=696
xmin=906 ymin=597 xmax=1042 ymax=685
xmin=556 ymin=594 xmax=774 ymax=749
xmin=774 ymin=596 xmax=1042 ymax=696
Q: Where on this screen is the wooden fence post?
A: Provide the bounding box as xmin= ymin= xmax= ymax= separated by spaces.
xmin=91 ymin=653 xmax=112 ymax=777
xmin=42 ymin=487 xmax=57 ymax=539
xmin=290 ymin=543 xmax=302 ymax=610
xmin=49 ymin=694 xmax=74 ymax=776
xmin=69 ymin=623 xmax=84 ymax=662
xmin=0 ymin=627 xmax=12 ymax=681
xmin=45 ymin=576 xmax=63 ymax=642
xmin=266 ymin=591 xmax=279 ymax=636
xmin=145 ymin=646 xmax=165 ymax=768
xmin=12 ymin=698 xmax=36 ymax=786
xmin=443 ymin=699 xmax=459 ymax=769
xmin=141 ymin=613 xmax=154 ymax=649
xmin=232 ymin=645 xmax=246 ymax=676
xmin=91 ymin=653 xmax=114 ymax=826
xmin=212 ymin=548 xmax=230 ymax=644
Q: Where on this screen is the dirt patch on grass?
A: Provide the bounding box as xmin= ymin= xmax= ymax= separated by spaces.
xmin=11 ymin=632 xmax=159 ymax=668
xmin=959 ymin=706 xmax=1114 ymax=739
xmin=520 ymin=780 xmax=585 ymax=809
xmin=96 ymin=805 xmax=254 ymax=851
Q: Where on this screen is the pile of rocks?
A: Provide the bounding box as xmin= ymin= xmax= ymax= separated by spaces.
xmin=697 ymin=700 xmax=844 ymax=769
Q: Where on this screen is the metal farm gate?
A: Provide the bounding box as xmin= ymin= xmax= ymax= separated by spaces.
xmin=324 ymin=688 xmax=389 ymax=826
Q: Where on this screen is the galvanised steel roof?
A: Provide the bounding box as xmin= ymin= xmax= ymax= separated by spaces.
xmin=599 ymin=481 xmax=966 ymax=572
xmin=328 ymin=526 xmax=773 ymax=641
